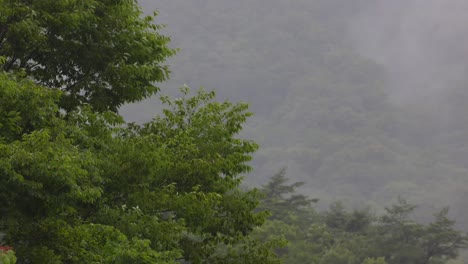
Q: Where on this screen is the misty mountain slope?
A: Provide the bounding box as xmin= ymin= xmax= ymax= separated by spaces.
xmin=121 ymin=0 xmax=468 ymax=228
xmin=128 ymin=0 xmax=366 ymax=116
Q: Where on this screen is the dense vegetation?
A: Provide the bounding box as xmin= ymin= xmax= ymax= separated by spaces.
xmin=0 ymin=0 xmax=175 ymax=112
xmin=0 ymin=0 xmax=280 ymax=263
xmin=1 ymin=0 xmax=468 ymax=263
xmin=257 ymin=170 xmax=467 ymax=263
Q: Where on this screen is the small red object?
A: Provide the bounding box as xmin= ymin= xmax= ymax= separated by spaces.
xmin=0 ymin=246 xmax=13 ymax=252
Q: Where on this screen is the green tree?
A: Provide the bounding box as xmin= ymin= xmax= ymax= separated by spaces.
xmin=420 ymin=208 xmax=468 ymax=264
xmin=325 ymin=202 xmax=372 ymax=233
xmin=0 ymin=0 xmax=175 ymax=112
xmin=362 ymin=257 xmax=387 ymax=264
xmin=260 ymin=168 xmax=318 ymax=225
xmin=257 ymin=170 xmax=327 ymax=263
xmin=373 ymin=199 xmax=468 ymax=264
xmin=0 ymin=72 xmax=280 ymax=263
xmin=319 ymin=247 xmax=357 ymax=264
xmin=258 ymin=172 xmax=467 ymax=264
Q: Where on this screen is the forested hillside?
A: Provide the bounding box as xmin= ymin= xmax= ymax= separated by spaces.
xmin=122 ymin=0 xmax=468 ymax=230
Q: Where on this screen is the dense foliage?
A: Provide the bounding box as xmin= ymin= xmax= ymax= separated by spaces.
xmin=257 ymin=170 xmax=468 ymax=264
xmin=0 ymin=1 xmax=283 ymax=262
xmin=0 ymin=0 xmax=175 ymax=112
xmin=0 ymin=70 xmax=282 ymax=263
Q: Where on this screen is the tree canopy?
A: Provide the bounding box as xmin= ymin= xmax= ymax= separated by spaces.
xmin=256 ymin=171 xmax=468 ymax=264
xmin=0 ymin=69 xmax=282 ymax=263
xmin=0 ymin=1 xmax=285 ymax=262
xmin=0 ymin=0 xmax=175 ymax=112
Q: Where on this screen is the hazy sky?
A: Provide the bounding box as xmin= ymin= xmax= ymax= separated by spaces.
xmin=351 ymin=0 xmax=468 ymax=107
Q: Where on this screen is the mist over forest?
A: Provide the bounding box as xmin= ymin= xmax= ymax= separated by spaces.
xmin=121 ymin=0 xmax=468 ymax=230
xmin=2 ymin=0 xmax=468 ymax=262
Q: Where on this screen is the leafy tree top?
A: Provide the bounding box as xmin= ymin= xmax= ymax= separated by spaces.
xmin=260 ymin=168 xmax=318 ymax=225
xmin=0 ymin=71 xmax=281 ymax=263
xmin=0 ymin=0 xmax=175 ymax=112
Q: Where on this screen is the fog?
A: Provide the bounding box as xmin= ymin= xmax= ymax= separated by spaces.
xmin=352 ymin=0 xmax=468 ymax=113
xmin=121 ymin=0 xmax=468 ymax=228
xmin=349 ymin=0 xmax=468 ymax=225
